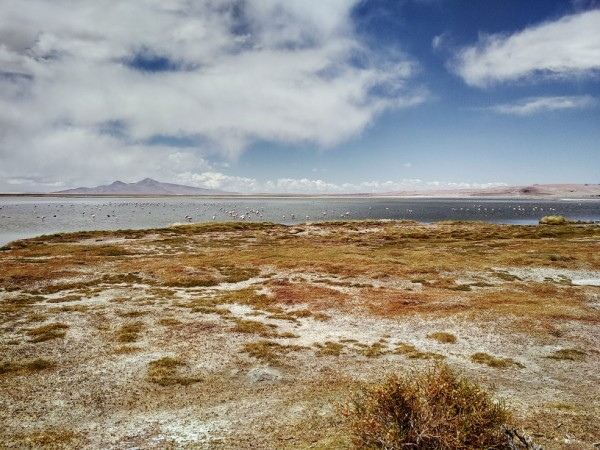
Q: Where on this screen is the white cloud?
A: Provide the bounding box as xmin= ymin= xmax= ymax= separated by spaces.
xmin=175 ymin=172 xmax=507 ymax=194
xmin=0 ymin=0 xmax=426 ymax=191
xmin=452 ymin=9 xmax=600 ymax=87
xmin=488 ymin=95 xmax=597 ymax=116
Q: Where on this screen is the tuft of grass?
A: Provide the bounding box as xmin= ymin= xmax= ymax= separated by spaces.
xmin=546 ymin=348 xmax=586 ymax=361
xmin=218 ymin=288 xmax=275 ymax=310
xmin=117 ymin=310 xmax=147 ymax=318
xmin=361 ymin=342 xmax=388 ymax=358
xmin=7 ymin=430 xmax=80 ymax=447
xmin=52 ymin=305 xmax=90 ymax=313
xmin=24 ymin=358 xmax=56 ymax=372
xmin=110 ymin=296 xmax=132 ymax=303
xmin=343 ymin=363 xmax=515 ymax=449
xmin=0 ymin=358 xmax=56 ymax=375
xmin=315 ymin=341 xmax=345 ymax=357
xmin=393 ymin=342 xmax=445 ymax=360
xmin=0 ymin=361 xmax=20 ymax=375
xmin=27 ymin=313 xmax=48 ymax=322
xmin=96 ymin=246 xmax=130 ymax=257
xmin=46 ymin=294 xmax=83 ymax=303
xmin=27 ymin=323 xmax=69 ymax=343
xmin=312 ymin=312 xmax=331 ymax=321
xmin=146 ymin=357 xmax=202 ymax=386
xmin=158 ymin=317 xmax=181 ymax=326
xmin=115 ymin=321 xmax=144 ymax=343
xmin=471 ymin=352 xmax=524 ymax=369
xmin=427 ymin=332 xmax=457 ymax=344
xmin=231 ymin=318 xmax=279 ymax=337
xmin=241 ymin=340 xmax=306 ymax=363
xmin=492 ymin=271 xmax=521 ymax=282
xmin=546 ymin=402 xmax=575 ymax=411
xmin=112 ymin=345 xmax=142 ymax=355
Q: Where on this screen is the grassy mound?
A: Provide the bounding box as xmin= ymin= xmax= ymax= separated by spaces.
xmin=539 ymin=215 xmax=567 ymax=225
xmin=344 ymin=363 xmax=514 ymax=449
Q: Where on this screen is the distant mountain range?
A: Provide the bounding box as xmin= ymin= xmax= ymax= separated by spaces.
xmin=54 ymin=178 xmax=235 ymax=195
xmin=48 ymin=180 xmax=600 ymax=197
xmin=379 ymin=184 xmax=600 ymax=198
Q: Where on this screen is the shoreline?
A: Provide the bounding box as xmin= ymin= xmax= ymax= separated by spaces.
xmin=2 ymin=193 xmax=600 ymax=200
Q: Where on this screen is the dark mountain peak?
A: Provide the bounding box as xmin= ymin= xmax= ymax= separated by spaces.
xmin=54 ymin=178 xmax=237 ymax=195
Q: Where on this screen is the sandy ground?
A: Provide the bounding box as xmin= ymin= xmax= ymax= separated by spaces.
xmin=1 ymin=221 xmax=599 ymax=449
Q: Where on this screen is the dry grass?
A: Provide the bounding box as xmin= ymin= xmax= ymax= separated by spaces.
xmin=315 ymin=341 xmax=345 ymax=357
xmin=241 ymin=340 xmax=306 ymax=363
xmin=360 ymin=341 xmax=388 ymax=358
xmin=4 ymin=430 xmax=81 ymax=448
xmin=270 ymin=281 xmax=350 ymax=310
xmin=343 ymin=363 xmax=514 ymax=449
xmin=427 ymin=332 xmax=457 ymax=344
xmin=393 ymin=342 xmax=445 ymax=360
xmin=546 ymin=349 xmax=586 ymax=361
xmin=231 ymin=318 xmax=279 ymax=337
xmin=146 ymin=357 xmax=202 ymax=386
xmin=0 ymin=358 xmax=56 ymax=375
xmin=111 ymin=345 xmax=141 ymax=355
xmin=471 ymin=352 xmax=525 ymax=369
xmin=27 ymin=323 xmax=69 ymax=343
xmin=158 ymin=317 xmax=181 ymax=326
xmin=114 ymin=321 xmax=144 ymax=343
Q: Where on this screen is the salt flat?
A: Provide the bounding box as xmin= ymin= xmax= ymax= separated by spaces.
xmin=1 ymin=221 xmax=599 ymax=449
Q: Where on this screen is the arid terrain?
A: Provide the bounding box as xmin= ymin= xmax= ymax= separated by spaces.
xmin=1 ymin=220 xmax=599 ymax=449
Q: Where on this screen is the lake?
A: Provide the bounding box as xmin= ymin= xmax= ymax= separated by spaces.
xmin=1 ymin=196 xmax=599 ymax=246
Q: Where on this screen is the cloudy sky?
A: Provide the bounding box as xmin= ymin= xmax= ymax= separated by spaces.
xmin=1 ymin=0 xmax=599 ymax=193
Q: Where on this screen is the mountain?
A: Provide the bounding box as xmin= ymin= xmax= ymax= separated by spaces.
xmin=54 ymin=178 xmax=236 ymax=195
xmin=380 ymin=184 xmax=600 ymax=198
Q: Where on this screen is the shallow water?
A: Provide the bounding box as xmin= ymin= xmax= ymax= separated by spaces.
xmin=1 ymin=196 xmax=599 ymax=246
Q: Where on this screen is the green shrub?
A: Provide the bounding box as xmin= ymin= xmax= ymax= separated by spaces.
xmin=343 ymin=363 xmax=514 ymax=449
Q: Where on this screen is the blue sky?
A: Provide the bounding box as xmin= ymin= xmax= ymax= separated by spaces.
xmin=0 ymin=0 xmax=599 ymax=193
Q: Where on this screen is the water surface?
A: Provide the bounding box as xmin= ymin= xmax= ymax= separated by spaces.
xmin=1 ymin=196 xmax=599 ymax=246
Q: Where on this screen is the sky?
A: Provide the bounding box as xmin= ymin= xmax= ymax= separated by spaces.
xmin=1 ymin=0 xmax=599 ymax=194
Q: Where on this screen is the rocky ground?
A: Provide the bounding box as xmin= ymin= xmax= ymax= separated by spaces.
xmin=1 ymin=221 xmax=599 ymax=449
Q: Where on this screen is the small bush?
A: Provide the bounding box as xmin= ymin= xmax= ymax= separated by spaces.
xmin=343 ymin=363 xmax=514 ymax=449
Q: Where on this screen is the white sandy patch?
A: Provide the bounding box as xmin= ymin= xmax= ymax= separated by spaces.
xmin=571 ymin=279 xmax=600 ymax=286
